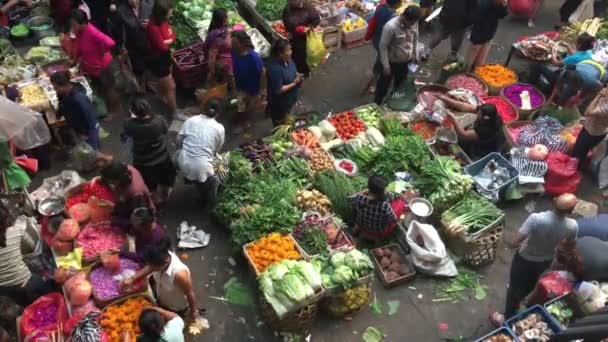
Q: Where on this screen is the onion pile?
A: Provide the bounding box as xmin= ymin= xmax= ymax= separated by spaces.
xmin=89 ymin=258 xmax=144 ymax=301
xmin=75 ymin=223 xmax=126 ymax=259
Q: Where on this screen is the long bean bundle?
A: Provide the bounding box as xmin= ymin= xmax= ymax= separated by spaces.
xmin=313 ymin=171 xmax=356 ymax=222
xmin=441 ymin=195 xmax=503 ymax=234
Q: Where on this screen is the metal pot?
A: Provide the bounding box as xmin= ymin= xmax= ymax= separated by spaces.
xmin=26 ymin=16 xmax=55 ymax=40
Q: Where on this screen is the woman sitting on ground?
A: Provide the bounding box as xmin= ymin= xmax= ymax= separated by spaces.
xmin=351 ymin=175 xmax=406 ymax=241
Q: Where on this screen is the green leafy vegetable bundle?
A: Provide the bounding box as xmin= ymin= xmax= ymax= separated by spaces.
xmin=313 ymin=171 xmax=356 ymax=223
xmin=311 ymin=249 xmax=374 ymax=289
xmin=441 ymin=194 xmax=503 ymax=235
xmin=256 ymin=0 xmax=288 ymax=21
xmin=413 ymin=156 xmax=473 ymax=210
xmin=371 ymin=131 xmax=431 ymax=178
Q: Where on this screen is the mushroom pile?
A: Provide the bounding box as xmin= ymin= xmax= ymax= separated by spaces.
xmin=512 ymin=313 xmax=553 ymax=341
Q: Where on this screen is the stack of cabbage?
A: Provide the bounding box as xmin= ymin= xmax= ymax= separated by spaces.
xmin=312 ymin=249 xmax=374 ymax=289
xmin=259 ymin=260 xmax=322 ymax=317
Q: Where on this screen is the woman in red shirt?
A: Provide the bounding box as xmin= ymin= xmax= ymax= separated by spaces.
xmin=146 ymin=0 xmax=176 ymax=115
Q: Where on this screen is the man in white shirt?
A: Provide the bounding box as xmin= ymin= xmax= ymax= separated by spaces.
xmin=175 ymin=99 xmax=225 ymax=207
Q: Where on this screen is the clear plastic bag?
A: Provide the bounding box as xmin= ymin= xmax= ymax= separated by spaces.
xmin=70 ymin=141 xmax=97 ymax=172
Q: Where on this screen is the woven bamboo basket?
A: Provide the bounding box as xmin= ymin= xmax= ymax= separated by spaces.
xmin=445 ymin=73 xmax=489 ymax=97
xmin=500 ymin=83 xmax=546 ymax=120
xmin=503 ymin=120 xmax=533 ymax=148
xmin=462 ymin=225 xmax=504 ymax=268
xmin=259 ymin=289 xmax=322 ymax=332
xmin=320 ymin=274 xmax=373 ymax=318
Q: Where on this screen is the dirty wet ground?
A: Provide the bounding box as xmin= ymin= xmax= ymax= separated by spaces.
xmin=25 ymin=1 xmax=608 ymax=341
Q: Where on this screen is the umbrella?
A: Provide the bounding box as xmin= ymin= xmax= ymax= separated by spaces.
xmin=0 ymin=95 xmax=51 ymax=150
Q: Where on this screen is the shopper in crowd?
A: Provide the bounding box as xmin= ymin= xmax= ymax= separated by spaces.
xmin=126 ymin=306 xmax=185 ymax=342
xmin=100 ymin=160 xmax=155 ymax=224
xmin=129 ymin=207 xmax=169 ymax=261
xmin=418 ymin=0 xmax=436 ymax=27
xmin=351 ymin=175 xmax=406 ymax=241
xmin=364 ymin=0 xmax=402 ymax=94
xmin=490 ymin=193 xmax=578 ymax=325
xmin=121 ymin=237 xmax=200 ymax=322
xmin=116 ymin=0 xmax=153 ymax=91
xmin=466 ymin=0 xmax=508 ymax=70
xmin=375 ymin=6 xmax=421 ymax=105
xmin=267 ymin=39 xmax=302 ymax=126
xmin=50 ymin=71 xmax=100 ymax=151
xmin=1 ymin=0 xmax=32 ymax=27
xmin=438 ymin=99 xmax=506 ymax=159
xmin=555 ymin=237 xmax=608 ymax=282
xmin=52 ymin=0 xmax=88 ymax=29
xmin=558 ymin=0 xmax=582 ymax=29
xmin=572 ymin=88 xmax=608 ymax=169
xmin=577 ymin=214 xmax=608 ymax=241
xmin=0 ymin=202 xmax=53 ymax=307
xmin=231 ymin=30 xmax=265 ymax=134
xmin=282 ymin=0 xmax=320 ymax=77
xmin=123 ymin=95 xmax=176 ymax=206
xmin=204 ymin=9 xmax=233 ymax=85
xmin=175 ymin=99 xmax=225 ymax=208
xmin=508 ymin=0 xmax=542 ymax=28
xmin=429 ymin=0 xmax=476 ymax=61
xmin=69 ymin=9 xmax=120 ymax=119
xmin=146 ymin=0 xmax=177 ymax=115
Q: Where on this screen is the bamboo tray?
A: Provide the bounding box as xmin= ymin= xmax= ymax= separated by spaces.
xmin=243 ymin=233 xmax=304 ymax=277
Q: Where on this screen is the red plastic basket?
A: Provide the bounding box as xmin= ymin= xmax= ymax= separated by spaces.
xmin=172 ymin=42 xmax=207 ymax=89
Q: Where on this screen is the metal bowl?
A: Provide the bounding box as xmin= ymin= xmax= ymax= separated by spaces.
xmin=409 ymin=198 xmax=433 ymax=218
xmin=38 ymin=196 xmax=66 ymax=216
xmin=26 ymin=16 xmax=55 ymax=39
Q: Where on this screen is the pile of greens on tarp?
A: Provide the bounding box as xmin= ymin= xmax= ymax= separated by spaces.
xmin=259 ymin=260 xmax=322 ymax=317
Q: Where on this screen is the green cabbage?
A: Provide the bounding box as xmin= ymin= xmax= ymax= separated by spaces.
xmin=294 ymin=261 xmax=322 ymax=290
xmin=267 ymin=263 xmax=289 ymax=280
xmin=331 ymin=265 xmax=354 ymax=285
xmin=330 ymin=252 xmax=347 ymax=267
xmin=279 ymin=274 xmax=308 ymax=302
xmin=344 ymin=249 xmax=374 ymax=273
xmin=321 ymin=274 xmax=332 ymax=287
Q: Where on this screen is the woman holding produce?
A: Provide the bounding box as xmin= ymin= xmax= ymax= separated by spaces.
xmin=350 ymin=175 xmax=406 ymax=241
xmin=121 ymin=237 xmax=200 ymax=322
xmin=266 ymin=39 xmax=302 ymax=126
xmin=439 ymin=96 xmax=505 ymax=159
xmin=120 ymin=306 xmax=185 ymax=341
xmin=231 ymin=30 xmax=266 ymax=134
xmin=204 ymin=9 xmax=233 ymax=84
xmin=146 ymin=0 xmax=177 ymax=115
xmin=282 ymin=0 xmax=320 ymax=77
xmin=465 ymin=0 xmax=508 ymax=70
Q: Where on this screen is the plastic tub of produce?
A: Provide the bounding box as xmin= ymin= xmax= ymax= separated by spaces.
xmin=474 ymin=326 xmax=518 ymax=342
xmin=370 ymin=243 xmax=416 ymax=288
xmin=464 ymin=152 xmax=519 ymax=194
xmin=27 ymin=16 xmax=55 ymax=40
xmin=506 ymin=305 xmax=563 ymax=340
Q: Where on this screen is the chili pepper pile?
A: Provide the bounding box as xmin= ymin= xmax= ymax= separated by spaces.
xmin=482 ymin=96 xmax=517 ymax=123
xmin=66 ymin=181 xmax=115 ymax=209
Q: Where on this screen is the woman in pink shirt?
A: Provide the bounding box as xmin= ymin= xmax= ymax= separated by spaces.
xmin=70 ymin=9 xmax=119 ymax=118
xmin=146 ymin=0 xmax=177 ymax=115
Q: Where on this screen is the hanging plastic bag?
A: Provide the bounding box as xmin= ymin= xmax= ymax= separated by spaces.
xmin=568 ymin=0 xmax=594 ymax=24
xmin=545 ymin=152 xmax=581 ymax=195
xmin=306 ymin=29 xmax=327 ymax=70
xmin=405 ymin=221 xmax=458 ymax=277
xmin=526 ymin=271 xmax=575 ymax=307
xmin=70 ymin=141 xmax=97 ymax=173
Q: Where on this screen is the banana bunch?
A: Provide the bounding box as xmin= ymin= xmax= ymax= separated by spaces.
xmin=343 ymin=17 xmax=366 ymax=32
xmin=565 ymin=18 xmax=605 ymax=38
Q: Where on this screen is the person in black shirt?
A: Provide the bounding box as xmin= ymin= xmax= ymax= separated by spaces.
xmin=50 ymin=71 xmax=100 ymax=150
xmin=429 ymin=0 xmax=476 ymax=61
xmin=465 ymin=0 xmax=508 ymax=70
xmin=115 ymin=0 xmax=152 ymax=90
xmin=266 ymin=39 xmax=302 ymax=126
xmin=123 ymin=95 xmax=176 ymax=206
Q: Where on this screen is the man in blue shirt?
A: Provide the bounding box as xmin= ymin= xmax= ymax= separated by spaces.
xmin=266 ymin=39 xmax=302 ymax=126
xmin=50 ymin=71 xmax=100 ymax=150
xmin=577 ymin=214 xmax=608 ymax=241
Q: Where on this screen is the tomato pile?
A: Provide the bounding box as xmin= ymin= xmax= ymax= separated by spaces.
xmin=328 ymin=112 xmax=366 ymax=140
xmin=66 ymin=181 xmax=115 ymax=209
xmin=338 ymin=160 xmax=354 ymax=173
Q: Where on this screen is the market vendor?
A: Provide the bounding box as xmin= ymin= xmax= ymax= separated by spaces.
xmin=0 ymin=201 xmax=54 ymax=307
xmin=121 ymin=237 xmax=200 ymax=322
xmin=438 ymin=96 xmax=505 ymax=159
xmin=0 ymin=0 xmax=31 ymax=27
xmin=99 ymin=160 xmax=155 ymax=224
xmin=175 ymin=99 xmax=225 ymax=208
xmin=282 ymin=0 xmax=320 ymax=77
xmin=491 ymin=193 xmax=578 ymax=325
xmin=50 ymin=71 xmax=100 ymax=150
xmin=121 ymin=306 xmax=185 ymax=341
xmin=129 ymin=207 xmax=168 ymax=261
xmin=351 ymin=175 xmax=406 ymax=241
xmin=572 ymin=88 xmax=608 ymax=169
xmin=548 ymin=62 xmax=605 ymax=109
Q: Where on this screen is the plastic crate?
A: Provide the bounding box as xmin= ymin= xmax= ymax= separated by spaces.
xmin=342 ymin=25 xmax=367 ymax=44
xmin=464 ymin=152 xmax=519 ymax=193
xmin=505 ymin=304 xmax=563 ymax=338
xmin=474 ymin=326 xmax=518 ymax=342
xmin=171 ymin=42 xmax=206 ymax=89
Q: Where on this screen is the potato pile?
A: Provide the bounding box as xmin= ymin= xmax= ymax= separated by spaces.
xmin=483 ymin=334 xmax=513 ymax=342
xmin=372 ymin=247 xmax=411 ymax=282
xmin=296 ymin=189 xmax=331 ymax=215
xmin=308 ymin=149 xmax=334 ymax=172
xmin=19 ymin=83 xmax=47 ymax=107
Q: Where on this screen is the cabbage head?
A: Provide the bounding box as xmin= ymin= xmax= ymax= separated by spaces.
xmin=330 ymin=252 xmax=346 ymax=267
xmin=331 ymin=265 xmax=354 ymax=285
xmin=344 ymin=249 xmax=373 ymax=273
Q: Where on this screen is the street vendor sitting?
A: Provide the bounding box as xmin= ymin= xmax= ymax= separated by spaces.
xmin=120 ymin=237 xmax=200 ymax=322
xmin=438 ymin=95 xmax=505 ymax=159
xmin=351 ymin=175 xmax=406 ymax=241
xmin=119 ymin=306 xmax=185 ymax=342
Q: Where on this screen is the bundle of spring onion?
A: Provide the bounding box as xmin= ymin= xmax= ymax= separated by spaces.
xmin=413 ymin=156 xmax=473 ymax=210
xmin=441 ymin=195 xmax=503 ymax=235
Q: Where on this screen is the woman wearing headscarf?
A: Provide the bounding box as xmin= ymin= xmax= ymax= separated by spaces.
xmin=203 ymin=8 xmax=233 ymax=84
xmin=282 ymin=0 xmax=320 ymax=77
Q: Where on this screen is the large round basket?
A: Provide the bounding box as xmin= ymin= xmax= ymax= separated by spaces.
xmin=320 ymin=274 xmax=373 ymax=318
xmin=500 ymin=83 xmax=546 ymax=120
xmin=530 ymin=105 xmax=581 ymax=127
xmin=259 ymin=294 xmax=320 ymax=332
xmin=474 ymin=65 xmax=518 ymax=95
xmin=462 ymin=225 xmax=503 ymax=268
xmin=503 ymin=120 xmax=533 ymax=148
xmin=445 ymin=73 xmax=489 ymax=98
xmin=416 ymin=84 xmax=449 ymax=110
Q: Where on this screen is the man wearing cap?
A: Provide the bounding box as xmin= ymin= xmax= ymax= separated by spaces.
xmin=491 ymin=193 xmax=578 ymax=325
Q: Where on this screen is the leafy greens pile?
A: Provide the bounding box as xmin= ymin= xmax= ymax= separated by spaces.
xmin=313 ymin=171 xmax=357 ymax=223
xmin=371 ymin=130 xmax=431 ymax=178
xmin=256 ymin=0 xmax=287 ymax=21
xmin=413 ymin=156 xmax=473 ymax=210
xmin=312 ymin=250 xmax=374 ymax=289
xmin=441 ymin=194 xmax=503 ymax=235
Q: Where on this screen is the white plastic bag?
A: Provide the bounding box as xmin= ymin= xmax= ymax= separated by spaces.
xmin=568 ymin=0 xmax=594 ymax=23
xmin=405 ymin=221 xmax=458 ymax=277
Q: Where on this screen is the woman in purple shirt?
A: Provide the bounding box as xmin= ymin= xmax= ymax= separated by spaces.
xmin=130 ymin=207 xmax=168 ymax=260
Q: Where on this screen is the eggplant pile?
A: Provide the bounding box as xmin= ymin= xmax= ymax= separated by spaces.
xmin=240 ymin=140 xmax=274 ymax=167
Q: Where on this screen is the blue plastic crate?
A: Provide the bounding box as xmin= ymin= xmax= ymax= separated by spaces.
xmin=505 ymin=305 xmax=563 ymax=340
xmin=474 ymin=326 xmax=518 ymax=342
xmin=464 ymin=152 xmax=519 ymax=193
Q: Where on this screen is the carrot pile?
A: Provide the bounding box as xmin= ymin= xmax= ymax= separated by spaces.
xmin=474 ymin=64 xmax=517 ymax=88
xmin=100 ymin=296 xmax=152 ymax=342
xmin=246 ymin=233 xmax=300 ymax=273
xmin=328 ymin=111 xmax=366 ymax=140
xmin=292 ymin=128 xmax=320 ymax=149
